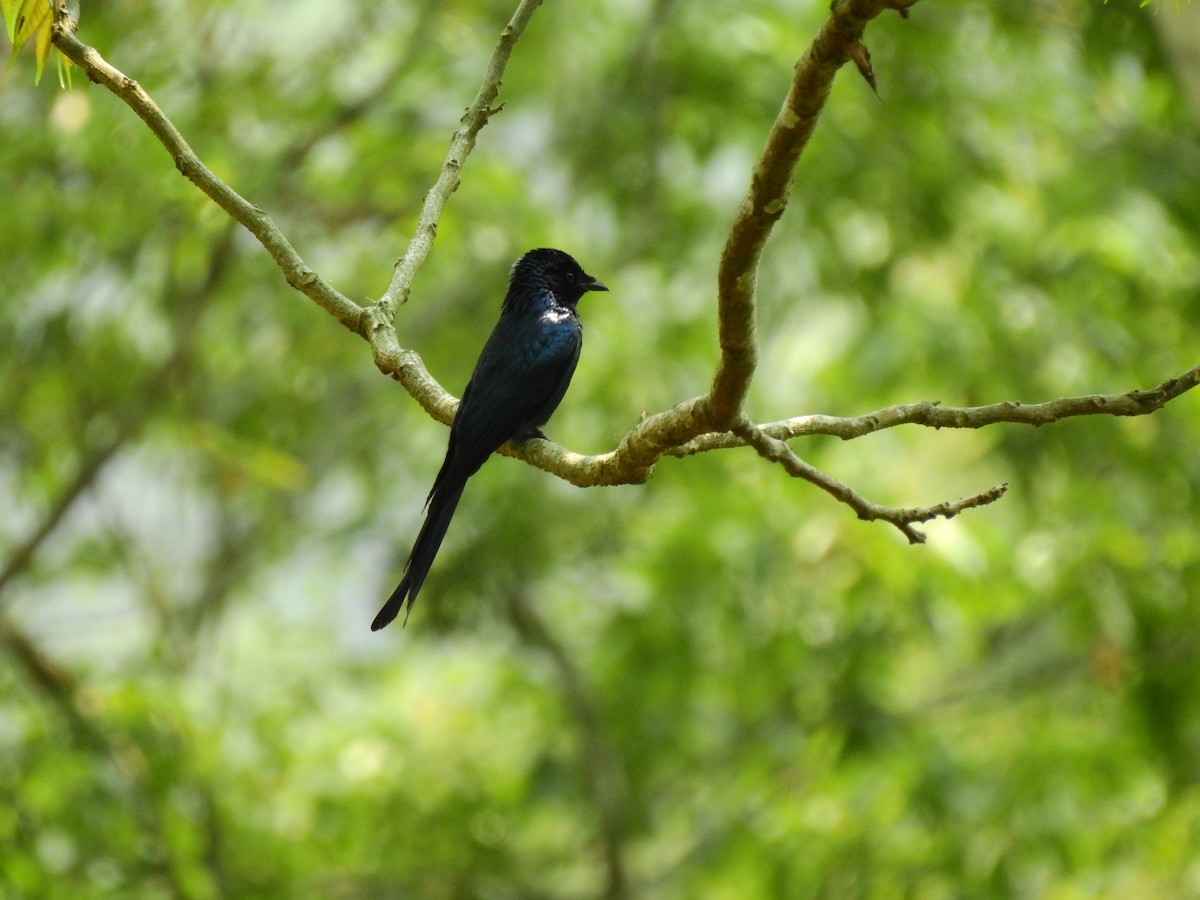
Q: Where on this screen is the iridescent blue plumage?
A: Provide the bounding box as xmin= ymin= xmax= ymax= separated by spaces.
xmin=372 ymin=248 xmax=607 ymax=630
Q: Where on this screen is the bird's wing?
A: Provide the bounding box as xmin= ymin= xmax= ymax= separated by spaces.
xmin=439 ymin=321 xmax=581 ymax=483
xmin=458 ymin=337 xmax=580 ymax=457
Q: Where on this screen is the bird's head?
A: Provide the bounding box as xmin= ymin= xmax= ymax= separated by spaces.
xmin=511 ymin=248 xmax=608 ymax=306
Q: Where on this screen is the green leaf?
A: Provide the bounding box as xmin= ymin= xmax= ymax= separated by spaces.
xmin=1 ymin=0 xmax=25 ymax=43
xmin=55 ymin=41 xmax=70 ymax=87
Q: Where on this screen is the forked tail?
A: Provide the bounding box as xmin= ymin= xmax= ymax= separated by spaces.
xmin=371 ymin=480 xmax=467 ymax=630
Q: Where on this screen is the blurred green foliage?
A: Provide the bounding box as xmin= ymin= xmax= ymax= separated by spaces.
xmin=2 ymin=0 xmax=1199 ymax=896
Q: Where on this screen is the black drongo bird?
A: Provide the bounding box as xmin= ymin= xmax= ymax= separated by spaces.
xmin=371 ymin=248 xmax=607 ymax=631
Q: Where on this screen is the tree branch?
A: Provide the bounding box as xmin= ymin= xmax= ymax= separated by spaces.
xmin=373 ymin=0 xmax=545 ymax=320
xmin=494 ymin=0 xmax=927 ymax=490
xmin=50 ymin=9 xmax=366 ymax=336
xmin=504 ymin=591 xmax=629 ymax=899
xmin=44 ymin=0 xmax=1198 ymax=543
xmin=670 ymin=363 xmax=1200 ymax=455
xmin=709 ymin=0 xmax=919 ymax=426
xmin=0 ymin=615 xmax=207 ymax=894
xmin=0 ymin=224 xmax=235 ymax=609
xmin=0 ymin=430 xmax=124 ymax=601
xmin=365 ymin=0 xmax=546 ymax=423
xmin=51 ymin=0 xmax=544 ymax=436
xmin=733 ymin=415 xmax=1008 ymax=544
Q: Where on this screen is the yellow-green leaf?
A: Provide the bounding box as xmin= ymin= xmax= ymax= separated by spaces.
xmin=4 ymin=0 xmax=47 ymax=49
xmin=31 ymin=0 xmax=50 ymax=83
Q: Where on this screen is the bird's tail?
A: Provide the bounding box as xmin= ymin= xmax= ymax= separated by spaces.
xmin=371 ymin=480 xmax=467 ymax=631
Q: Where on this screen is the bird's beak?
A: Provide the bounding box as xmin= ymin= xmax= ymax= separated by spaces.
xmin=585 ymin=277 xmax=609 ymax=293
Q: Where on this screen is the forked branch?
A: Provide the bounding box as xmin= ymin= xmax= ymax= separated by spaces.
xmin=733 ymin=415 xmax=1008 ymax=544
xmin=711 ymin=0 xmax=919 ymax=425
xmin=45 ymin=0 xmax=1198 ymax=540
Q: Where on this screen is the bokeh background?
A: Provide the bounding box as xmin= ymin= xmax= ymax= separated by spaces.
xmin=3 ymin=0 xmax=1200 ymax=896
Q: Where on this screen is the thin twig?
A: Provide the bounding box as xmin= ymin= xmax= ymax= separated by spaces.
xmin=48 ymin=0 xmax=543 ymax=432
xmin=374 ymin=0 xmax=546 ymax=319
xmin=671 ymin=363 xmax=1200 ymax=455
xmin=365 ymin=0 xmax=547 ymax=417
xmin=733 ymin=415 xmax=1007 ymax=543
